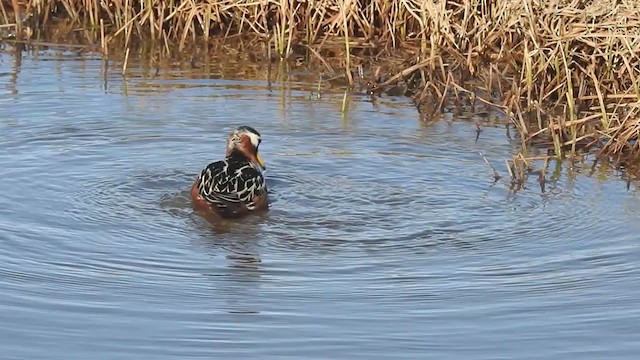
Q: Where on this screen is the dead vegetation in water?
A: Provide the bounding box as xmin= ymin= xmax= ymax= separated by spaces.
xmin=3 ymin=0 xmax=640 ymax=169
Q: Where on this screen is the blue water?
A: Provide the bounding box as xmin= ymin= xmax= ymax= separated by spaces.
xmin=1 ymin=45 xmax=639 ymax=359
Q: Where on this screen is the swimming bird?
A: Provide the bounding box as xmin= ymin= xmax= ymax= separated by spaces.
xmin=190 ymin=126 xmax=268 ymax=218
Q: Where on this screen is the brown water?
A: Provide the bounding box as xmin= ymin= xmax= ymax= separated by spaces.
xmin=1 ymin=45 xmax=639 ymax=359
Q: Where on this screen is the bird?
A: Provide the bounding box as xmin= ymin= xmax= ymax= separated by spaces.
xmin=190 ymin=126 xmax=269 ymax=219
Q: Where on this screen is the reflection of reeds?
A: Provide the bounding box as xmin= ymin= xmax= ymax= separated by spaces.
xmin=4 ymin=0 xmax=640 ymax=163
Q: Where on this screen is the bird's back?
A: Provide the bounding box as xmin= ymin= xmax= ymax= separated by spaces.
xmin=193 ymin=157 xmax=268 ymax=218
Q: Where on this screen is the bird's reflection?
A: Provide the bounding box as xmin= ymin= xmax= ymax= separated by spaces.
xmin=190 ymin=210 xmax=268 ymax=315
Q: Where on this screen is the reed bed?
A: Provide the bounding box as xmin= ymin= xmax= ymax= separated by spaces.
xmin=4 ymin=0 xmax=640 ymax=172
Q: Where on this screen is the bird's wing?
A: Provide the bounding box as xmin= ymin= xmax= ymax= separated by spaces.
xmin=197 ymin=160 xmax=266 ymax=210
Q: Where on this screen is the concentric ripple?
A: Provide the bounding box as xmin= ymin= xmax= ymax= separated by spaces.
xmin=1 ymin=49 xmax=639 ymax=360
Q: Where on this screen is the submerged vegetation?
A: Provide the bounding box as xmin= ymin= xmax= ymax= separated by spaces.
xmin=3 ymin=0 xmax=640 ymax=182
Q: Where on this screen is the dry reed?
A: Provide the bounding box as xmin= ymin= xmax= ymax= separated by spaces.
xmin=3 ymin=0 xmax=640 ymax=168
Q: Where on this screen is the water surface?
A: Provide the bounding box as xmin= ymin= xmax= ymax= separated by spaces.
xmin=1 ymin=46 xmax=639 ymax=359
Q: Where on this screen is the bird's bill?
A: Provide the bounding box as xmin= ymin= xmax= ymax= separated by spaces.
xmin=256 ymin=152 xmax=266 ymax=169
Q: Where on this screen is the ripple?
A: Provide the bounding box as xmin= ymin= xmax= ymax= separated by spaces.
xmin=65 ymin=170 xmax=195 ymax=227
xmin=2 ymin=51 xmax=640 ymax=360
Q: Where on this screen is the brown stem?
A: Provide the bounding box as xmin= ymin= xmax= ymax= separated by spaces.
xmin=11 ymin=0 xmax=21 ymax=40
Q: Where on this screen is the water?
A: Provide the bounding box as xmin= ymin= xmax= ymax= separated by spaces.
xmin=1 ymin=46 xmax=639 ymax=359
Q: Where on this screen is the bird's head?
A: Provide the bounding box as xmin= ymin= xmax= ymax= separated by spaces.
xmin=226 ymin=125 xmax=266 ymax=169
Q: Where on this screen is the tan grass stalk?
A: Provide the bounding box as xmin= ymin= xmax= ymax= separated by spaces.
xmin=10 ymin=0 xmax=21 ymax=39
xmin=340 ymin=0 xmax=353 ymax=86
xmin=122 ymin=47 xmax=130 ymax=76
xmin=0 ymin=1 xmax=9 ymax=25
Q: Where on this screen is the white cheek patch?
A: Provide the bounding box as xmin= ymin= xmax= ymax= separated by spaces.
xmin=246 ymin=132 xmax=261 ymax=148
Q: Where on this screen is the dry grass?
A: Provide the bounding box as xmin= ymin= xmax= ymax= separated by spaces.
xmin=3 ymin=0 xmax=640 ymax=172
